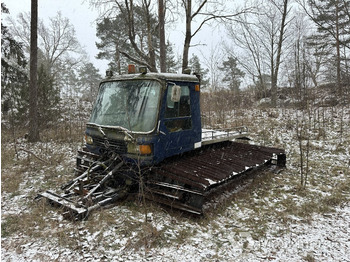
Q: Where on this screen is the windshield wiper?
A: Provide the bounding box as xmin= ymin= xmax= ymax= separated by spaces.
xmin=88 ymin=123 xmax=135 ymax=141
xmin=98 ymin=126 xmax=106 ymax=137
xmin=112 ymin=126 xmax=135 ymax=141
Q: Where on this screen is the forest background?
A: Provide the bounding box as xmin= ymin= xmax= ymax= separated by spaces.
xmin=1 ymin=1 xmax=350 ymax=260
xmin=2 ymin=0 xmax=349 ymax=140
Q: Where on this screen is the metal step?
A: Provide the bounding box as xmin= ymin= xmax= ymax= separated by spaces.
xmin=147 ymin=181 xmax=203 ymax=196
xmin=145 ymin=193 xmax=202 ymax=215
xmin=149 ymin=189 xmax=181 ymax=200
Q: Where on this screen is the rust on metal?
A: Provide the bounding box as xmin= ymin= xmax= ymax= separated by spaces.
xmin=37 ymin=140 xmax=286 ymax=219
xmin=146 ymin=141 xmax=286 ymax=214
xmin=156 ymin=141 xmax=284 ymax=189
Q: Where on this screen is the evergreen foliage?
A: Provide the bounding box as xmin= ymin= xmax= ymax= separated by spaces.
xmin=189 ymin=54 xmax=209 ymax=88
xmin=165 ymin=40 xmax=179 ymax=73
xmin=2 ymin=8 xmax=87 ymax=131
xmin=1 ymin=3 xmax=28 ymax=121
xmin=310 ymin=0 xmax=350 ymax=48
xmin=78 ymin=62 xmax=102 ymax=103
xmin=95 ymin=4 xmax=159 ymax=72
xmin=37 ymin=63 xmax=60 ymax=128
xmin=308 ymin=0 xmax=350 ymax=88
xmin=219 ymin=56 xmax=245 ymax=93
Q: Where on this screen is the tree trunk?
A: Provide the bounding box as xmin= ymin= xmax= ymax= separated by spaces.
xmin=182 ymin=0 xmax=192 ymax=73
xmin=28 ymin=0 xmax=39 ymax=142
xmin=115 ymin=41 xmax=121 ymax=75
xmin=335 ymin=0 xmax=342 ymax=97
xmin=272 ymin=0 xmax=289 ymax=107
xmin=158 ymin=0 xmax=166 ymax=72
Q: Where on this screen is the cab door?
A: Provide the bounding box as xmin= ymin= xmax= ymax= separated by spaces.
xmin=158 ymin=83 xmax=197 ymax=158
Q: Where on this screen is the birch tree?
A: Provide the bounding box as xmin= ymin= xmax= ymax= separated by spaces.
xmin=180 ymin=0 xmax=251 ymax=73
xmin=227 ymin=0 xmax=292 ymax=106
xmin=8 ymin=12 xmax=83 ymax=89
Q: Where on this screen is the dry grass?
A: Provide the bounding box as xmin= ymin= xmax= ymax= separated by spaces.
xmin=2 ymin=200 xmax=57 ymax=238
xmin=198 ymin=104 xmax=350 ymax=238
xmin=1 ymin=106 xmax=349 ymax=253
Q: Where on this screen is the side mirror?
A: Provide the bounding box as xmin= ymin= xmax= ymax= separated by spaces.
xmin=171 ymin=85 xmax=181 ymax=102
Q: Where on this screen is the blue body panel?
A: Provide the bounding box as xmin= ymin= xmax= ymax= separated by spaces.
xmin=155 ymin=80 xmax=201 ymax=162
xmin=85 ymin=73 xmax=202 ymax=166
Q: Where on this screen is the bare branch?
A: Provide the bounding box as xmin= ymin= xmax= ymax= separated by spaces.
xmin=19 ymin=148 xmax=50 ymax=164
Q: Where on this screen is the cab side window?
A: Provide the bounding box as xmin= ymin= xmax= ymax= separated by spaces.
xmin=165 ymin=85 xmax=191 ymax=117
xmin=164 ymin=85 xmax=192 ymax=132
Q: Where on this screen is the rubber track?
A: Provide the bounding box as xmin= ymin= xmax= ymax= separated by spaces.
xmin=147 ymin=141 xmax=286 ymax=213
xmin=156 ymin=141 xmax=284 ymax=190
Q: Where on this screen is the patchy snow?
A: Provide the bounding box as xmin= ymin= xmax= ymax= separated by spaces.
xmin=3 ymin=203 xmax=348 ymax=262
xmin=202 ymin=128 xmax=249 ymax=144
xmin=2 ymin=106 xmax=350 ymax=261
xmin=205 ymin=178 xmax=217 ymax=185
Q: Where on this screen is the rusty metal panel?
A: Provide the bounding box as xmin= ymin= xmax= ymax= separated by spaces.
xmin=155 ymin=141 xmax=285 ymax=192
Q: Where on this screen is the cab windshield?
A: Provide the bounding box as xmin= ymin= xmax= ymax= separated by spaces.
xmin=89 ymin=80 xmax=161 ymax=132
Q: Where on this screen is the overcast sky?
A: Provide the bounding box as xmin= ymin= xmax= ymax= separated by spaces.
xmin=2 ymin=0 xmax=109 ymax=74
xmin=2 ymin=0 xmax=226 ymax=75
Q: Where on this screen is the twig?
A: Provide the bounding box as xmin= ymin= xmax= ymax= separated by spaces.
xmin=18 ymin=148 xmax=51 ymax=164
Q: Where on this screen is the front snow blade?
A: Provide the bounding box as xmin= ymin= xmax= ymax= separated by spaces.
xmin=35 ymin=157 xmax=126 ymax=220
xmin=37 ymin=190 xmax=90 ymax=220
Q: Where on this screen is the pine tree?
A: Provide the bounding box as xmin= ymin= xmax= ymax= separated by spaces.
xmin=96 ymin=17 xmax=129 ymax=74
xmin=189 ymin=54 xmax=209 ymax=88
xmin=165 ymin=40 xmax=179 ymax=73
xmin=78 ymin=63 xmax=102 ymax=103
xmin=95 ymin=4 xmax=160 ymax=72
xmin=219 ymin=56 xmax=245 ymax=93
xmin=1 ymin=4 xmax=29 ymax=121
xmin=308 ymin=0 xmax=350 ymax=95
xmin=37 ymin=63 xmax=60 ymax=128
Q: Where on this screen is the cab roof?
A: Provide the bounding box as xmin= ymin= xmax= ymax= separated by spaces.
xmin=102 ymin=72 xmax=200 ymax=84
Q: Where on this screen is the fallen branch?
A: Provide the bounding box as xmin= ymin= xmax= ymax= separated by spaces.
xmin=18 ymin=148 xmax=51 ymax=164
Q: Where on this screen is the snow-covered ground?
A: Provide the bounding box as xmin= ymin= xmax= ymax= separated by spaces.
xmin=2 ymin=106 xmax=349 ymax=261
xmin=2 ymin=203 xmax=349 ymax=261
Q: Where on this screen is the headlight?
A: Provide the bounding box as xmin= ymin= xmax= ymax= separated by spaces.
xmin=84 ymin=135 xmax=93 ymax=144
xmin=127 ymin=143 xmax=152 ymax=155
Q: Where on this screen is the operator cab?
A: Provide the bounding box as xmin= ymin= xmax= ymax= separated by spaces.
xmin=84 ymin=66 xmax=201 ymax=165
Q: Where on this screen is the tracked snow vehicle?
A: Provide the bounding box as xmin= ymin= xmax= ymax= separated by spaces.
xmin=37 ymin=66 xmax=286 ymax=219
